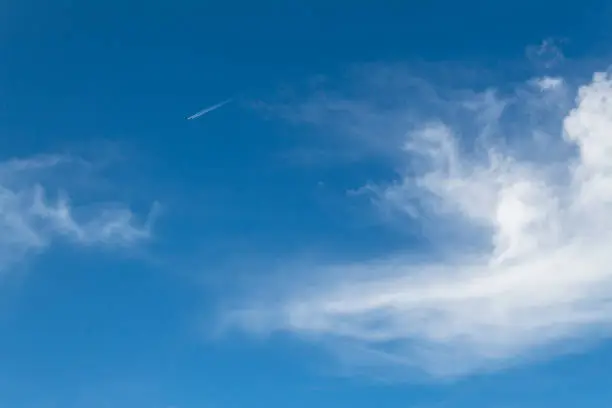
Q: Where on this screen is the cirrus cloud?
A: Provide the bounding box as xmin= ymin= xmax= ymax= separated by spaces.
xmin=0 ymin=153 xmax=157 ymax=275
xmin=224 ymin=65 xmax=612 ymax=378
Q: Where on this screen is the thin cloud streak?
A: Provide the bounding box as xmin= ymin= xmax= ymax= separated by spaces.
xmin=187 ymin=99 xmax=232 ymax=120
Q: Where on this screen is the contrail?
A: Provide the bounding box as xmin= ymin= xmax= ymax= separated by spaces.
xmin=186 ymin=98 xmax=232 ymax=120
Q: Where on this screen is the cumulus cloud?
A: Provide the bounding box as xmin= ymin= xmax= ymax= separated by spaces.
xmin=0 ymin=153 xmax=156 ymax=274
xmin=225 ymin=66 xmax=612 ymax=377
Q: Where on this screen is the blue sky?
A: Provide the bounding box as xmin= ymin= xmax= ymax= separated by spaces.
xmin=2 ymin=0 xmax=612 ymax=407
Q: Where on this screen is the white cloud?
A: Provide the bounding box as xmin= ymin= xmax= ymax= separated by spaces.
xmin=532 ymin=76 xmax=565 ymax=91
xmin=225 ymin=67 xmax=612 ymax=378
xmin=0 ymin=154 xmax=156 ymax=274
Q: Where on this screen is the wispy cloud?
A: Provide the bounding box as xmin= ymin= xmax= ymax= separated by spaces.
xmin=532 ymin=76 xmax=565 ymax=91
xmin=0 ymin=153 xmax=156 ymax=275
xmin=187 ymin=99 xmax=232 ymax=120
xmin=526 ymin=38 xmax=566 ymax=69
xmin=223 ymin=63 xmax=612 ymax=378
